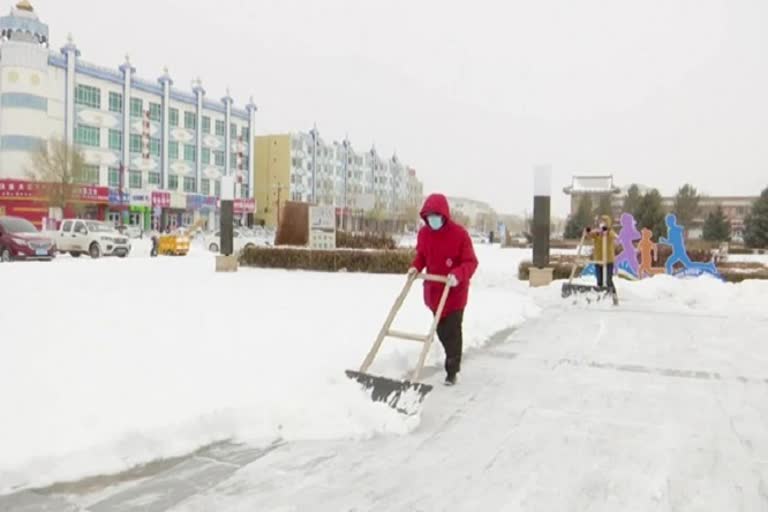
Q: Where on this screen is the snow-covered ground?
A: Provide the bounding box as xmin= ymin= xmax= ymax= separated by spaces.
xmin=0 ymin=243 xmax=538 ymax=494
xmin=3 ymin=243 xmax=768 ymax=511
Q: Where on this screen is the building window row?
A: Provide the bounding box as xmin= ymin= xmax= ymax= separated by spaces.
xmin=74 ymin=124 xmax=100 ymax=147
xmin=74 ymin=84 xmax=100 ymax=109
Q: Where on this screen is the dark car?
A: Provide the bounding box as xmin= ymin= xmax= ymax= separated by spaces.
xmin=0 ymin=216 xmax=56 ymax=262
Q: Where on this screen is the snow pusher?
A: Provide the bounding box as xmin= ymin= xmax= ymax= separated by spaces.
xmin=346 ymin=272 xmax=451 ymax=415
xmin=561 ymin=229 xmax=619 ymax=305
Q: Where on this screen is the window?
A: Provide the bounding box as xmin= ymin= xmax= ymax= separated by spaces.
xmin=61 ymin=220 xmax=73 ymax=233
xmin=215 ymin=120 xmax=225 ymax=136
xmin=169 ymin=108 xmax=179 ymax=127
xmin=202 ymin=148 xmax=211 ymax=165
xmin=75 ymin=125 xmax=100 ymax=147
xmin=202 ymin=116 xmax=211 ymax=134
xmin=150 ymin=138 xmax=161 ymax=157
xmin=214 ymin=150 xmax=225 ymax=167
xmin=184 ymin=112 xmax=196 ymax=130
xmin=129 ymin=134 xmax=142 ymax=153
xmin=129 ymin=170 xmax=142 ymax=189
xmin=108 ymin=167 xmax=120 ymax=187
xmin=169 ymin=141 xmax=179 ymax=160
xmin=75 ymin=84 xmax=100 ymax=108
xmin=168 ymin=175 xmax=178 ymax=190
xmin=230 ymin=123 xmax=237 ymax=138
xmin=183 ymin=177 xmax=196 ymax=193
xmin=77 ymin=165 xmax=99 ymax=185
xmin=241 ymin=185 xmax=249 ymax=198
xmin=214 ymin=180 xmax=221 ymax=197
xmin=201 ymin=178 xmax=210 ymax=196
xmin=130 ymin=98 xmax=143 ymax=117
xmin=183 ymin=144 xmax=196 ymax=162
xmin=149 ymin=102 xmax=162 ymax=121
xmin=148 ymin=172 xmax=161 ymax=185
xmin=230 ymin=152 xmax=238 ymax=168
xmin=108 ymin=129 xmax=122 ymax=151
xmin=242 ymin=127 xmax=250 ymax=140
xmin=108 ymin=92 xmax=123 ymax=113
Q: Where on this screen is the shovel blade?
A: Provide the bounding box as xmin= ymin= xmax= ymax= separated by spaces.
xmin=345 ymin=370 xmax=433 ymax=416
xmin=561 ymin=283 xmax=608 ymax=298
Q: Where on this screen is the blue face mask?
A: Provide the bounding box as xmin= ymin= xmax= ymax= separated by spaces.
xmin=427 ymin=214 xmax=444 ymax=230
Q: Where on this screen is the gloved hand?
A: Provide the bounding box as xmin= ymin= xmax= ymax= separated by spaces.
xmin=447 ymin=274 xmax=459 ymax=287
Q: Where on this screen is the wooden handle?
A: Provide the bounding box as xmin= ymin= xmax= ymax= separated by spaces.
xmin=416 ymin=273 xmax=450 ymax=284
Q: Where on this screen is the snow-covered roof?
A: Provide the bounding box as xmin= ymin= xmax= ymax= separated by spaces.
xmin=563 ymin=175 xmax=621 ymax=195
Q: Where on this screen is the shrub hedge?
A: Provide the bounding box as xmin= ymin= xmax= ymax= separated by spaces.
xmin=336 ymin=231 xmax=397 ymax=250
xmin=240 ymin=246 xmax=414 ymax=274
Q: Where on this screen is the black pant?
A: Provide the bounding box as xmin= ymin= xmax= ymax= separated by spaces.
xmin=595 ymin=263 xmax=615 ymax=291
xmin=436 ymin=309 xmax=464 ymax=376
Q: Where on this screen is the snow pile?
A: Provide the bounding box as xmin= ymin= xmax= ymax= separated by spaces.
xmin=0 ymin=244 xmax=538 ymax=493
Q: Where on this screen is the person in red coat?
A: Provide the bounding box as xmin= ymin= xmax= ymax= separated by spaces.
xmin=409 ymin=193 xmax=479 ymax=385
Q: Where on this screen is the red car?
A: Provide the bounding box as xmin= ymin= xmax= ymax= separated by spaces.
xmin=0 ymin=216 xmax=56 ymax=262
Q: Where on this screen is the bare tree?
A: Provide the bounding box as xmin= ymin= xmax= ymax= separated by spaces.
xmin=26 ymin=137 xmax=88 ymax=213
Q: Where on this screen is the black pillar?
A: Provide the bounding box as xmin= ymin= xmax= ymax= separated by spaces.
xmin=532 ymin=166 xmax=551 ymax=269
xmin=220 ymin=177 xmax=235 ymax=256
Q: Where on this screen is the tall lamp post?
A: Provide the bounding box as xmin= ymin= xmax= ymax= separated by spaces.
xmin=531 ymin=165 xmax=553 ymax=286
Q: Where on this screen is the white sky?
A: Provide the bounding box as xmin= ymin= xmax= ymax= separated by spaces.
xmin=26 ymin=0 xmax=768 ymax=216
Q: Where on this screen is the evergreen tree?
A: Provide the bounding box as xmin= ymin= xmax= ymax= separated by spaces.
xmin=702 ymin=205 xmax=731 ymax=242
xmin=673 ymin=184 xmax=701 ymax=230
xmin=744 ymin=186 xmax=768 ymax=248
xmin=564 ymin=195 xmax=594 ymax=239
xmin=622 ymin=184 xmax=642 ymax=217
xmin=635 ymin=189 xmax=667 ymax=240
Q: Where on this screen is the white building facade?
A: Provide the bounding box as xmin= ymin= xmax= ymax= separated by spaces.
xmin=0 ymin=1 xmax=256 ymax=230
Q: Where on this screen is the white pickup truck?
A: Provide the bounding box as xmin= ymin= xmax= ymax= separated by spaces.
xmin=56 ymin=219 xmax=131 ymax=258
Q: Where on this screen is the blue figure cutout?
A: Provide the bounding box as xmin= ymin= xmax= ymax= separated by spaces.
xmin=658 ymin=213 xmax=719 ymax=277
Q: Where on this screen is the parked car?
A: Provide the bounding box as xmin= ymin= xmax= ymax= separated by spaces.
xmin=205 ymin=229 xmax=265 ymax=253
xmin=0 ymin=216 xmax=56 ymax=262
xmin=56 ymin=219 xmax=131 ymax=258
xmin=116 ymin=225 xmax=143 ymax=239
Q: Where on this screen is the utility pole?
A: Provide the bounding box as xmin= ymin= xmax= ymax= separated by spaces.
xmin=272 ymin=183 xmax=286 ymax=228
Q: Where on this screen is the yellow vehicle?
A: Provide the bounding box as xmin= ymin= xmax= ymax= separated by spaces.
xmin=156 ymin=219 xmax=207 ymax=256
xmin=157 ymin=233 xmax=190 ymax=256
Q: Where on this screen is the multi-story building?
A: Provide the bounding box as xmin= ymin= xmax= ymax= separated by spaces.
xmin=0 ymin=1 xmax=256 ymax=229
xmin=447 ymin=196 xmax=497 ymax=232
xmin=254 ymin=127 xmax=423 ymax=230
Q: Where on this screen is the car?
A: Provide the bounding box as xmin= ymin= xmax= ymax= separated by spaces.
xmin=204 ymin=228 xmax=265 ymax=253
xmin=116 ymin=225 xmax=144 ymax=239
xmin=55 ymin=219 xmax=131 ymax=258
xmin=0 ymin=216 xmax=56 ymax=262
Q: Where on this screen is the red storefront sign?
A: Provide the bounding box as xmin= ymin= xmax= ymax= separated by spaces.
xmin=72 ymin=185 xmax=109 ymax=203
xmin=0 ymin=180 xmax=108 ymax=202
xmin=151 ymin=191 xmax=171 ymax=208
xmin=215 ymin=197 xmax=256 ymax=213
xmin=0 ymin=179 xmax=44 ymax=199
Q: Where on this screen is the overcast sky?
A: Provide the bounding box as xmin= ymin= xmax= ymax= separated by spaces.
xmin=28 ymin=0 xmax=768 ymax=216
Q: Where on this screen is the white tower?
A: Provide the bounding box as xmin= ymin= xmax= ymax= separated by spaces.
xmin=0 ymin=1 xmax=61 ymax=179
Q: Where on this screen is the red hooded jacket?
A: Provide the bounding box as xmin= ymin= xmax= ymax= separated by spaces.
xmin=411 ymin=194 xmax=479 ymax=318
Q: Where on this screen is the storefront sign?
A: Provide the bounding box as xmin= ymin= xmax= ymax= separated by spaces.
xmin=73 ymin=185 xmax=109 ymax=203
xmin=0 ymin=179 xmax=39 ymax=198
xmin=108 ymin=188 xmax=130 ymax=205
xmin=169 ymin=192 xmax=186 ymax=210
xmin=187 ymin=194 xmax=217 ymax=211
xmin=130 ymin=192 xmax=151 ymax=207
xmin=234 ymin=198 xmax=256 ymax=214
xmin=151 ymin=191 xmax=170 ymax=208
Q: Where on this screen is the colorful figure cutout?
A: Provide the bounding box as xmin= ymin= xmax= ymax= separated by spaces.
xmin=580 ymin=212 xmax=721 ymax=281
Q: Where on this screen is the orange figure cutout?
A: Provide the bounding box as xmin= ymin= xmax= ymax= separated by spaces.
xmin=637 ymin=228 xmax=664 ymax=278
